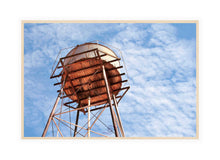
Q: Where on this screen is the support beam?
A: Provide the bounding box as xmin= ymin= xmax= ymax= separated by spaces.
xmin=73 ymin=109 xmax=80 ymax=137
xmin=102 ymin=65 xmax=119 ymax=137
xmin=42 ymin=93 xmax=60 ymax=137
xmin=113 ymin=94 xmax=125 ymax=137
xmin=57 ymin=54 xmax=107 ymax=69
xmin=87 ymin=97 xmax=91 ymax=137
xmin=84 ymin=96 xmax=122 ymax=112
xmin=74 ymin=108 xmax=101 ymax=137
xmin=50 ymin=72 xmax=63 ymax=79
xmin=84 ymin=105 xmax=107 ymax=137
xmin=117 ymin=86 xmax=130 ymax=104
xmin=54 ymin=104 xmax=93 ymax=116
xmin=54 ymin=116 xmax=107 ymax=137
xmin=52 ymin=118 xmax=63 ymax=137
xmin=50 ymin=59 xmax=61 ymax=78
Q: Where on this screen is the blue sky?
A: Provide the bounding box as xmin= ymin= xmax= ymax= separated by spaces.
xmin=24 ymin=22 xmax=196 ymax=137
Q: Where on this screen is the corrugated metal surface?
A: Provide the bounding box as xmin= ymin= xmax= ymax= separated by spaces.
xmin=62 ymin=43 xmax=122 ymax=107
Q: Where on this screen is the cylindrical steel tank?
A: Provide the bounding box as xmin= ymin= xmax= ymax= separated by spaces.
xmin=62 ymin=43 xmax=122 ymax=107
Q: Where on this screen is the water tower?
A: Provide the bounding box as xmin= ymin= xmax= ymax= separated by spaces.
xmin=42 ymin=41 xmax=130 ymax=137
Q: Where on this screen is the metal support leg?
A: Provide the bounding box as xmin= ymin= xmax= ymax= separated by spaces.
xmin=42 ymin=93 xmax=60 ymax=137
xmin=73 ymin=109 xmax=80 ymax=137
xmin=112 ymin=94 xmax=125 ymax=137
xmin=84 ymin=104 xmax=107 ymax=137
xmin=52 ymin=118 xmax=63 ymax=137
xmin=102 ymin=65 xmax=119 ymax=137
xmin=88 ymin=97 xmax=91 ymax=137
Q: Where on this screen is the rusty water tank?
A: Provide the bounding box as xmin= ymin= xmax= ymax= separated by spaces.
xmin=61 ymin=43 xmax=122 ymax=107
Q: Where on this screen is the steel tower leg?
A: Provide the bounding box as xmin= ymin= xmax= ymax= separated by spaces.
xmin=73 ymin=109 xmax=80 ymax=137
xmin=102 ymin=65 xmax=119 ymax=137
xmin=112 ymin=94 xmax=125 ymax=137
xmin=42 ymin=93 xmax=60 ymax=137
xmin=88 ymin=97 xmax=91 ymax=137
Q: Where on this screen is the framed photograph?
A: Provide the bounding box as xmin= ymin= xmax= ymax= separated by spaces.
xmin=22 ymin=20 xmax=198 ymax=139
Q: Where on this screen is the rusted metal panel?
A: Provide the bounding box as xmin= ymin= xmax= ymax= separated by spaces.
xmin=54 ymin=66 xmax=124 ymax=86
xmin=57 ymin=43 xmax=122 ymax=107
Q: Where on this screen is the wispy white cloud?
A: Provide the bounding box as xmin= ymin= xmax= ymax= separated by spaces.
xmin=149 ymin=23 xmax=177 ymax=46
xmin=106 ymin=23 xmax=196 ymax=137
